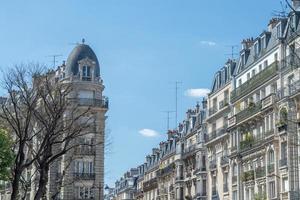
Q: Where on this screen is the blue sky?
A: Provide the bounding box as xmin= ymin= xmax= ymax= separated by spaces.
xmin=0 ymin=0 xmax=283 ymax=186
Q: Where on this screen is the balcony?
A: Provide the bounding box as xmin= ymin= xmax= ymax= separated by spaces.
xmin=255 ymin=167 xmax=266 ymax=179
xmin=240 ymin=134 xmax=255 ymax=151
xmin=182 ymin=144 xmax=197 ymax=158
xmin=236 ymin=102 xmax=262 ymax=124
xmin=268 ymin=164 xmax=275 ymax=174
xmin=231 ymin=61 xmax=278 ymax=102
xmin=143 ymin=178 xmax=158 ymax=192
xmin=219 ymin=99 xmax=229 ymax=110
xmin=228 ymin=115 xmax=236 ymax=128
xmin=209 ymin=160 xmax=217 ymax=170
xmin=157 ymin=163 xmax=175 ymax=177
xmin=220 ymin=156 xmax=229 ymax=166
xmin=261 ymin=94 xmax=276 ymax=109
xmin=73 ymin=173 xmax=95 ymax=180
xmin=280 ymin=158 xmax=288 ymax=167
xmin=209 ymin=107 xmax=218 ymax=116
xmin=207 ymin=128 xmax=226 ymax=142
xmin=265 ymin=129 xmax=275 ymax=137
xmin=241 ymin=170 xmax=254 ymax=182
xmin=69 ymin=97 xmax=109 ymax=109
xmin=277 ymin=123 xmax=287 ymax=133
xmin=74 ymin=146 xmax=96 ymax=156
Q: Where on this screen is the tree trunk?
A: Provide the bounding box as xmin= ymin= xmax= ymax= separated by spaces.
xmin=34 ymin=164 xmax=49 ymax=200
xmin=10 ymin=170 xmax=21 ymax=200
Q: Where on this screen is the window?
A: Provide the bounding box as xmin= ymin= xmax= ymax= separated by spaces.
xmin=268 ymin=150 xmax=275 ymax=164
xmin=282 ymin=177 xmax=289 ymax=192
xmin=233 ymin=191 xmax=238 ymax=200
xmin=247 ymin=73 xmax=251 ymax=80
xmin=264 ymin=60 xmax=268 ymax=68
xmin=277 ymin=25 xmax=282 ymax=38
xmin=254 ymin=42 xmax=259 ymax=56
xmin=251 ymin=69 xmax=256 ymax=77
xmin=269 ymin=181 xmax=276 ymax=198
xmin=82 ymin=66 xmax=91 ymax=77
xmin=259 ymin=64 xmax=262 ymax=72
xmin=262 ymin=36 xmax=266 ymax=49
xmin=274 ymin=53 xmax=278 ymax=61
xmin=239 ymin=79 xmax=242 ymax=87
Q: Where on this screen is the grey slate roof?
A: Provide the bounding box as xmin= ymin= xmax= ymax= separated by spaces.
xmin=66 ymin=44 xmax=100 ymax=77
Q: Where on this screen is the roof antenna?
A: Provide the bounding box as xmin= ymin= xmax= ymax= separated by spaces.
xmin=82 ymin=38 xmax=85 ymax=44
xmin=225 ymin=45 xmax=239 ymax=60
xmin=47 ymin=54 xmax=63 ymax=68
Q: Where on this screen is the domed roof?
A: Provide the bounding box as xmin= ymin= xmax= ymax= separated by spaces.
xmin=66 ymin=44 xmax=100 ymax=77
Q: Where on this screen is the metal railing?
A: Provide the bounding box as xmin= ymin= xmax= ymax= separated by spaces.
xmin=255 ymin=167 xmax=266 ymax=178
xmin=236 ymin=102 xmax=262 ymax=124
xmin=280 ymin=158 xmax=288 ymax=167
xmin=73 ymin=173 xmax=95 ymax=180
xmin=231 ymin=61 xmax=278 ymax=102
xmin=74 ymin=146 xmax=96 ymax=155
xmin=69 ymin=97 xmax=109 ymax=109
xmin=268 ymin=164 xmax=275 ymax=173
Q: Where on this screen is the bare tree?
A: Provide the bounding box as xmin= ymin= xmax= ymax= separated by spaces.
xmin=0 ymin=64 xmax=100 ymax=200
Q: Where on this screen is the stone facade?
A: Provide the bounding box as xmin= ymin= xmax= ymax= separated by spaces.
xmin=111 ymin=1 xmax=300 ymax=200
xmin=0 ymin=43 xmax=108 ymax=200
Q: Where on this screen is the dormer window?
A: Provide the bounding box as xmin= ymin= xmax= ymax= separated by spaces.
xmin=254 ymin=42 xmax=260 ymax=56
xmin=241 ymin=53 xmax=246 ymax=66
xmin=261 ymin=36 xmax=266 ymax=49
xmin=276 ymin=24 xmax=282 ymax=38
xmin=83 ymin=66 xmax=91 ymax=77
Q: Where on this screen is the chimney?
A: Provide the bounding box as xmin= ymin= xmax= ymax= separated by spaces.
xmin=268 ymin=18 xmax=279 ymax=31
xmin=293 ymin=0 xmax=300 ymax=10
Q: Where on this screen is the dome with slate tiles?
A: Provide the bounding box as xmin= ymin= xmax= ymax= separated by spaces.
xmin=65 ymin=43 xmax=100 ymax=78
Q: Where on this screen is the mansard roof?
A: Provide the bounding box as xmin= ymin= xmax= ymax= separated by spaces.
xmin=210 ymin=59 xmax=237 ymax=95
xmin=236 ymin=18 xmax=287 ymax=75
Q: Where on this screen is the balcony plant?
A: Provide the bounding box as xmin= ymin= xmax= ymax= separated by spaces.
xmin=254 ymin=193 xmax=267 ymax=200
xmin=240 ymin=132 xmax=254 ymax=150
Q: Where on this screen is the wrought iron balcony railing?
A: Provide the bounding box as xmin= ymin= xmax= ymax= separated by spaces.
xmin=280 ymin=158 xmax=287 ymax=167
xmin=255 ymin=167 xmax=266 ymax=179
xmin=236 ymin=102 xmax=262 ymax=124
xmin=268 ymin=164 xmax=275 ymax=173
xmin=73 ymin=173 xmax=95 ymax=180
xmin=231 ymin=61 xmax=278 ymax=102
xmin=241 ymin=170 xmax=254 ymax=182
xmin=74 ymin=146 xmax=96 ymax=155
xmin=69 ymin=97 xmax=109 ymax=109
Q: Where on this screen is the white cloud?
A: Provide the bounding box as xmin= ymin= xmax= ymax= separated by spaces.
xmin=200 ymin=40 xmax=217 ymax=46
xmin=185 ymin=88 xmax=210 ymax=98
xmin=139 ymin=129 xmax=160 ymax=137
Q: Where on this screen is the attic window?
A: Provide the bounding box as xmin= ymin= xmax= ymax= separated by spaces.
xmin=261 ymin=36 xmax=266 ymax=49
xmin=241 ymin=53 xmax=246 ymax=66
xmin=254 ymin=42 xmax=260 ymax=56
xmin=276 ymin=24 xmax=282 ymax=38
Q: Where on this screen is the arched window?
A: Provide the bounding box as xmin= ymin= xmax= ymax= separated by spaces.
xmin=268 ymin=149 xmax=275 ymax=164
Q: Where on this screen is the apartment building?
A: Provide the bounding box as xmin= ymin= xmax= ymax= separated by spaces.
xmin=114 ymin=168 xmax=139 ymax=200
xmin=111 ymin=1 xmax=300 ymax=200
xmin=176 ymin=102 xmax=207 ymax=200
xmin=0 ymin=42 xmax=109 ymax=200
xmin=206 ymin=60 xmax=236 ymax=200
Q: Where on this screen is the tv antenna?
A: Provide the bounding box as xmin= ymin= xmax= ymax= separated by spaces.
xmin=272 ymin=1 xmax=288 ymax=18
xmin=162 ymin=111 xmax=175 ymax=131
xmin=47 ymin=54 xmax=63 ymax=68
xmin=174 ymin=81 xmax=182 ymax=129
xmin=225 ymin=45 xmax=239 ymax=59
